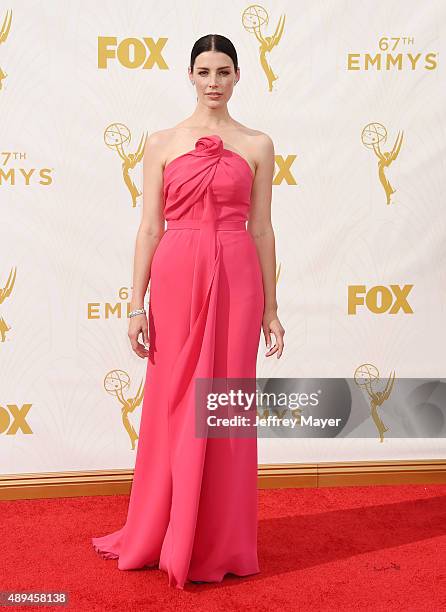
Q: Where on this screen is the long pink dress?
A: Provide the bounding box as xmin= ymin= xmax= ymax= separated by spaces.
xmin=92 ymin=134 xmax=264 ymax=589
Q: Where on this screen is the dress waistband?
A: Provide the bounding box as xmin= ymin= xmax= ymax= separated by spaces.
xmin=166 ymin=219 xmax=247 ymax=231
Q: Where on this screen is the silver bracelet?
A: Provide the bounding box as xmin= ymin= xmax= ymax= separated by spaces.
xmin=129 ymin=308 xmax=146 ymax=318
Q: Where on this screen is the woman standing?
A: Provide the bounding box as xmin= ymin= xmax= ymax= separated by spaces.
xmin=92 ymin=33 xmax=285 ymax=590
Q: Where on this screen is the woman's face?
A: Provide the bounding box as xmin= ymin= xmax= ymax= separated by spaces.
xmin=189 ymin=51 xmax=239 ymax=104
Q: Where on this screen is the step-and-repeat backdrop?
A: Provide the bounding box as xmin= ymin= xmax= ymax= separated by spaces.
xmin=1 ymin=1 xmax=445 ymax=474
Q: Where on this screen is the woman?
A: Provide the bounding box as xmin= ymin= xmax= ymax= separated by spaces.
xmin=92 ymin=33 xmax=285 ymax=590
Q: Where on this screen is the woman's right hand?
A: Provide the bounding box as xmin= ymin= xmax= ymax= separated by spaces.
xmin=128 ymin=313 xmax=150 ymax=359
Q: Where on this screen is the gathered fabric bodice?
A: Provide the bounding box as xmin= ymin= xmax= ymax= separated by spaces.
xmin=162 ymin=134 xmax=254 ymax=223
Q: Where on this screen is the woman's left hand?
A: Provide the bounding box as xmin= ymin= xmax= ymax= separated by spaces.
xmin=262 ymin=310 xmax=285 ymax=359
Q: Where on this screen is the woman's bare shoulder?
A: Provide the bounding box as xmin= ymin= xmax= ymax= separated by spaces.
xmin=143 ymin=128 xmax=183 ymax=167
xmin=235 ymin=126 xmax=274 ymax=169
xmin=253 ymin=130 xmax=274 ymax=159
xmin=146 ymin=127 xmax=179 ymax=147
xmin=242 ymin=125 xmax=273 ymax=148
xmin=231 ymin=119 xmax=270 ymax=144
xmin=147 ymin=126 xmax=192 ymax=153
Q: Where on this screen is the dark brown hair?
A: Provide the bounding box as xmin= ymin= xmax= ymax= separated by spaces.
xmin=190 ymin=34 xmax=238 ymax=72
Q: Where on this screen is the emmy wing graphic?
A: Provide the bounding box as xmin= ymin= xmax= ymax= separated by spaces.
xmin=0 ymin=9 xmax=12 ymax=91
xmin=0 ymin=266 xmax=16 ymax=343
xmin=362 ymin=123 xmax=404 ymax=205
xmin=104 ymin=123 xmax=148 ymax=208
xmin=242 ymin=5 xmax=285 ymax=92
xmin=355 ymin=364 xmax=396 ymax=443
xmin=103 ymin=370 xmax=145 ymax=450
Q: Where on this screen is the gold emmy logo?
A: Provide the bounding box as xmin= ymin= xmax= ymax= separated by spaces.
xmin=362 ymin=123 xmax=404 ymax=205
xmin=88 ymin=285 xmax=149 ymax=320
xmin=104 ymin=123 xmax=147 ymax=208
xmin=0 ymin=9 xmax=12 ymax=91
xmin=347 ymin=37 xmax=438 ymax=72
xmin=276 ymin=262 xmax=281 ymax=284
xmin=242 ymin=5 xmax=285 ymax=92
xmin=348 ymin=284 xmax=413 ymax=315
xmin=0 ymin=158 xmax=53 ymax=186
xmin=103 ymin=370 xmax=144 ymax=450
xmin=354 ymin=364 xmax=396 ymax=443
xmin=0 ymin=266 xmax=16 ymax=342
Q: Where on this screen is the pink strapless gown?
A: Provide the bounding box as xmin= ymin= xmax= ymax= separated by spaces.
xmin=91 ymin=134 xmax=264 ymax=589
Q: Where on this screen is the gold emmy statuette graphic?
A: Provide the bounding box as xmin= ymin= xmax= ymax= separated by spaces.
xmin=276 ymin=262 xmax=281 ymax=284
xmin=354 ymin=363 xmax=396 ymax=443
xmin=104 ymin=123 xmax=147 ymax=208
xmin=0 ymin=266 xmax=16 ymax=342
xmin=361 ymin=123 xmax=404 ymax=205
xmin=242 ymin=5 xmax=285 ymax=92
xmin=103 ymin=370 xmax=145 ymax=450
xmin=0 ymin=9 xmax=12 ymax=90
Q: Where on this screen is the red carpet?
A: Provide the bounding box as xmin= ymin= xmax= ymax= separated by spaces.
xmin=1 ymin=484 xmax=445 ymax=611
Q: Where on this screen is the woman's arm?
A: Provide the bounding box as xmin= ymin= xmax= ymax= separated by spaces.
xmin=129 ymin=131 xmax=166 ymax=358
xmin=247 ymin=133 xmax=285 ymax=359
